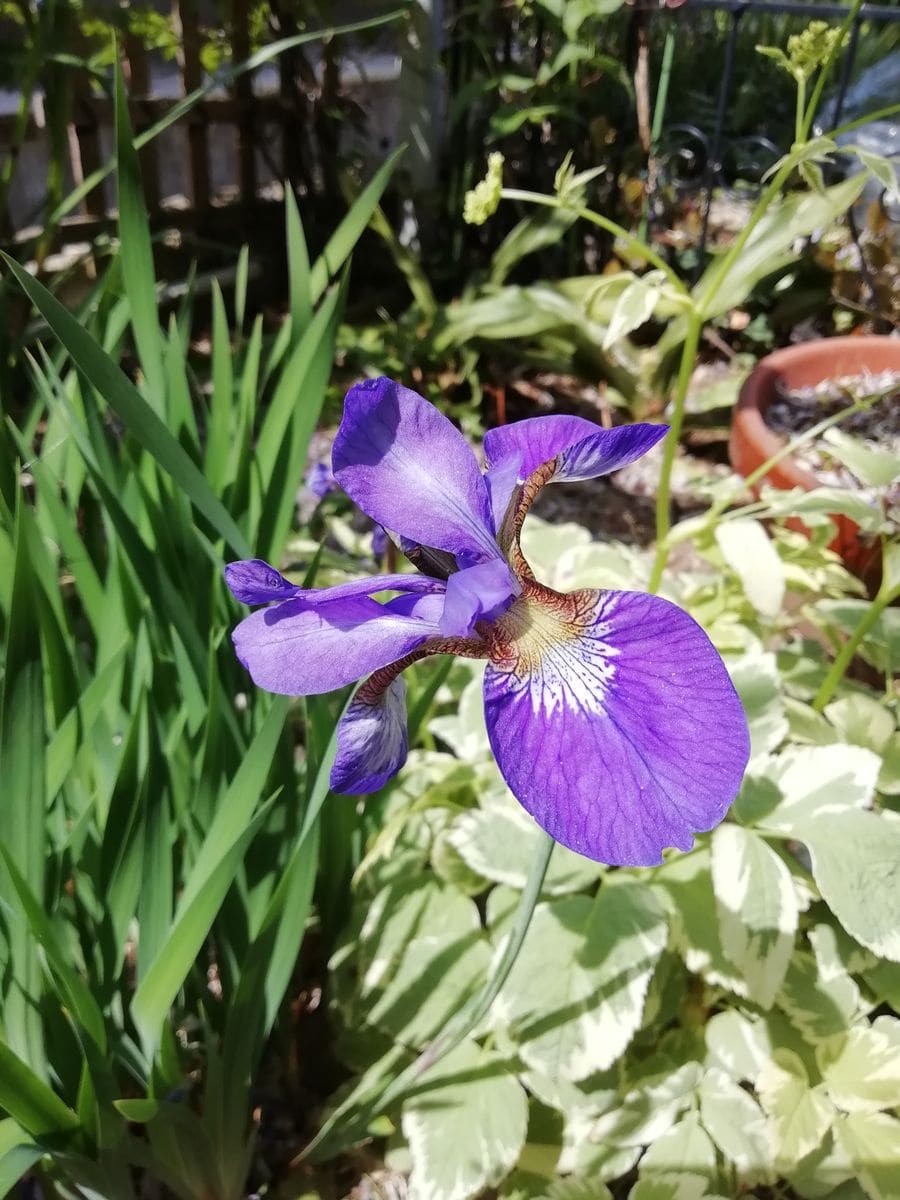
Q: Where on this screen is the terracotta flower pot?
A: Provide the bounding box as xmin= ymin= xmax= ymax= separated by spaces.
xmin=729 ymin=336 xmax=900 ymax=585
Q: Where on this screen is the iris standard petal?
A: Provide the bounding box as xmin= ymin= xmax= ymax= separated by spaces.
xmin=484 ymin=414 xmax=602 ymax=479
xmin=225 ymin=559 xmax=446 ymax=608
xmin=484 ymin=415 xmax=668 ymax=486
xmin=482 ymin=586 xmax=749 ymax=866
xmin=439 ymin=559 xmax=519 ymax=637
xmin=232 ymin=594 xmax=441 ymax=696
xmin=332 ymin=377 xmax=499 ymax=563
xmin=331 ymin=675 xmax=409 ymax=793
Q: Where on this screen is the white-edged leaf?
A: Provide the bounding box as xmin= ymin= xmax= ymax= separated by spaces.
xmin=728 ymin=651 xmax=788 ymax=767
xmin=835 ymin=1111 xmax=900 ymax=1200
xmin=448 ymin=794 xmax=602 ymax=895
xmin=704 ymin=1010 xmax=773 ymax=1084
xmin=797 ymin=810 xmax=900 ymax=961
xmin=757 ymin=1048 xmax=834 ymax=1166
xmin=818 ymin=1017 xmax=900 ymax=1114
xmin=602 ymin=271 xmax=666 ymax=349
xmin=494 ymin=884 xmax=668 ymax=1081
xmin=699 ymin=1068 xmax=771 ymax=1185
xmin=715 ymin=519 xmax=785 ymax=617
xmin=776 ymin=951 xmax=861 ymax=1042
xmin=750 ymin=745 xmax=880 ymax=835
xmin=711 ymin=824 xmax=798 ymax=1007
xmin=821 ymin=429 xmax=900 ymax=489
xmin=403 ymin=1040 xmax=528 ymax=1200
xmin=636 ymin=1112 xmax=717 ymax=1198
xmin=591 ymin=1061 xmax=703 ymax=1152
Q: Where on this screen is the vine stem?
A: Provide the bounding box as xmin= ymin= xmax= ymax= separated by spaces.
xmin=299 ymin=828 xmax=555 ymax=1163
xmin=647 ymin=312 xmax=703 ymax=594
xmin=812 ymin=553 xmax=900 ymax=712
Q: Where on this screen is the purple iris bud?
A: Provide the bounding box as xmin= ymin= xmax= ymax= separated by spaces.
xmin=306 ymin=461 xmax=337 ymax=499
xmin=225 ymin=377 xmax=750 ymax=866
xmin=371 ymin=525 xmax=389 ymax=559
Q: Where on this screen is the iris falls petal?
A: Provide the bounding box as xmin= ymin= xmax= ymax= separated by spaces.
xmin=232 ymin=595 xmax=441 ymax=696
xmin=482 ymin=585 xmax=749 ymax=866
xmin=332 ymin=377 xmax=500 ymax=563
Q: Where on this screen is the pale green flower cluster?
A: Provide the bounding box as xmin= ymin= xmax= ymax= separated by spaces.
xmin=463 ymin=152 xmax=505 ymax=225
xmin=757 ymin=20 xmax=846 ymax=81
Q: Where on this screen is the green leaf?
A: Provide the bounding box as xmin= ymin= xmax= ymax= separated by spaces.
xmin=495 ymin=883 xmax=668 ymax=1081
xmin=728 ymin=651 xmax=788 ymax=768
xmin=448 ymin=793 xmax=602 ymax=896
xmin=715 ymin=519 xmax=785 ymax=618
xmin=796 ymin=810 xmax=900 ymax=961
xmin=131 ymin=699 xmax=289 ymax=1046
xmin=0 ymin=501 xmax=46 ymax=1074
xmin=0 ymin=253 xmax=250 ymax=559
xmin=308 ymin=146 xmax=406 ymax=304
xmin=711 ymin=825 xmax=798 ymax=1008
xmin=777 ymin=951 xmax=861 ymax=1043
xmin=114 ymin=60 xmax=165 ymax=411
xmin=835 ymin=1111 xmax=900 ymax=1200
xmin=0 ymin=1120 xmax=42 ymax=1196
xmin=0 ymin=1042 xmax=80 ymax=1139
xmin=347 ymin=878 xmax=491 ymax=1049
xmin=757 ymin=1048 xmax=834 ymax=1166
xmin=699 ymin=1067 xmax=771 ymax=1185
xmin=704 ymin=1010 xmax=773 ymax=1084
xmin=602 ymin=271 xmax=665 ymax=350
xmin=818 ymin=1017 xmax=900 ymax=1113
xmin=821 ymin=429 xmax=900 ymax=489
xmin=743 ymin=745 xmax=880 ymax=835
xmin=824 ymin=695 xmax=895 ymax=756
xmin=696 ymin=173 xmax=867 ymax=318
xmin=636 ymin=1112 xmax=717 ymax=1199
xmin=285 ymin=186 xmax=313 ymax=338
xmin=403 ymin=1041 xmax=528 ymax=1200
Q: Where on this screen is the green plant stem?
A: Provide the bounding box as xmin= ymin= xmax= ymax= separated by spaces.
xmin=801 ymin=0 xmax=864 ymax=140
xmin=500 ymin=188 xmax=688 ymax=297
xmin=812 ymin=557 xmax=900 ymax=712
xmin=795 ymin=75 xmax=806 ymax=145
xmin=301 ymin=829 xmax=555 ymax=1161
xmin=647 ymin=311 xmax=703 ymax=593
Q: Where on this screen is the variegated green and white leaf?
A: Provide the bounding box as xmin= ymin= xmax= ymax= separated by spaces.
xmin=494 ymin=884 xmax=668 ymax=1081
xmin=635 ymin=1112 xmax=718 ymax=1199
xmin=835 ymin=1111 xmax=900 ymax=1200
xmin=777 ymin=951 xmax=862 ymax=1042
xmin=818 ymin=1017 xmax=900 ymax=1114
xmin=715 ymin=519 xmax=785 ymax=617
xmin=711 ymin=824 xmax=799 ymax=1007
xmin=404 ymin=1040 xmax=528 ymax=1200
xmin=757 ymin=1048 xmax=834 ymax=1167
xmin=699 ymin=1067 xmax=772 ymax=1185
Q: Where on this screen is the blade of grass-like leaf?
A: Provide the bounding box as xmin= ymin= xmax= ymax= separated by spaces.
xmin=308 ymin=145 xmax=406 ymax=304
xmin=254 ymin=279 xmax=344 ymax=485
xmin=0 ymin=1043 xmax=80 ymax=1139
xmin=204 ymin=281 xmax=234 ymax=491
xmin=114 ymin=60 xmax=165 ymax=412
xmin=285 ymin=187 xmax=312 ymax=339
xmin=0 ymin=850 xmax=107 ymax=1054
xmin=0 ymin=1119 xmax=42 ymax=1196
xmin=131 ymin=698 xmax=290 ymax=1046
xmin=165 ymin=315 xmax=200 ymax=452
xmin=0 ymin=501 xmax=46 ymax=1076
xmin=1 ymin=254 xmax=250 ymax=558
xmin=235 ymin=245 xmax=250 ymax=336
xmin=46 ymin=643 xmax=127 ymax=802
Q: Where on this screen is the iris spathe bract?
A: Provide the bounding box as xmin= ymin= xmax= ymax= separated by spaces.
xmin=225 ymin=377 xmax=750 ymax=866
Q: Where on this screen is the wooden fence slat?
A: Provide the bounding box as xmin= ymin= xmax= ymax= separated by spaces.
xmin=173 ymin=0 xmax=211 ymax=209
xmin=231 ymin=0 xmax=257 ymax=205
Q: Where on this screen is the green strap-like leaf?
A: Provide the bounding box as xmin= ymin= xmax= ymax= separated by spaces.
xmin=0 ymin=253 xmax=250 ymax=559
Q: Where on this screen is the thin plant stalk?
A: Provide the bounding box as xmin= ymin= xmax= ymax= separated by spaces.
xmin=299 ymin=828 xmax=556 ymax=1162
xmin=801 ymin=0 xmax=864 ymax=141
xmin=500 ymin=189 xmax=688 ymax=296
xmin=648 ymin=311 xmax=703 ymax=594
xmin=813 ymin=551 xmax=900 ymax=711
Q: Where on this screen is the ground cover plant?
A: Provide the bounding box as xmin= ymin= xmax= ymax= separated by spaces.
xmin=0 ymin=5 xmax=899 ymax=1200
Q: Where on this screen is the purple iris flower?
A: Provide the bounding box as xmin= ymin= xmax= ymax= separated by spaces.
xmin=305 ymin=461 xmax=338 ymax=499
xmin=225 ymin=377 xmax=749 ymax=866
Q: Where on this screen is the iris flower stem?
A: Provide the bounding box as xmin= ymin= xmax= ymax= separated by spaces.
xmin=812 ymin=554 xmax=900 ymax=712
xmin=300 ymin=829 xmax=555 ymax=1163
xmin=647 ymin=312 xmax=704 ymax=594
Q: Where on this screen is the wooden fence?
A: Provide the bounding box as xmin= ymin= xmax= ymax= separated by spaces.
xmin=0 ymin=0 xmax=396 ymax=249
